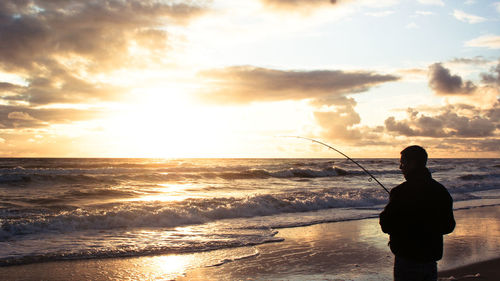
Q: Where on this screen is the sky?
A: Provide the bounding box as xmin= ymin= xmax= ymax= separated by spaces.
xmin=0 ymin=0 xmax=499 ymax=158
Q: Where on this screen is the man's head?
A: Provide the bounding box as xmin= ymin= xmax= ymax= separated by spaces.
xmin=400 ymin=145 xmax=428 ymax=179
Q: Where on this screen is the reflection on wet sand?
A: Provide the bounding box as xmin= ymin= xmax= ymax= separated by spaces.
xmin=440 ymin=206 xmax=500 ymax=270
xmin=180 ymin=217 xmax=394 ymax=281
xmin=1 ymin=206 xmax=499 ymax=281
xmin=180 ymin=205 xmax=500 ymax=281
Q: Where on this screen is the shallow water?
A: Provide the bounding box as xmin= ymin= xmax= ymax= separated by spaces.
xmin=1 ymin=158 xmax=499 ymax=266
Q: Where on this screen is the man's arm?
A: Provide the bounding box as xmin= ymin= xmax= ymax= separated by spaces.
xmin=440 ymin=192 xmax=455 ymax=235
xmin=379 ymin=190 xmax=397 ymax=234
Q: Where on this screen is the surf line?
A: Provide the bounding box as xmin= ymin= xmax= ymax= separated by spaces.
xmin=282 ymin=136 xmax=390 ymax=194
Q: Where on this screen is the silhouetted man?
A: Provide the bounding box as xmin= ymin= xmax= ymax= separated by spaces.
xmin=380 ymin=145 xmax=455 ymax=281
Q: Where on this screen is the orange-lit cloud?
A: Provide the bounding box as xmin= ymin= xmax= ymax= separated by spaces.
xmin=198 ymin=66 xmax=399 ymax=104
xmin=0 ymin=105 xmax=106 ymax=129
xmin=197 ymin=65 xmax=402 ymax=146
xmin=0 ymin=0 xmax=206 ymax=71
xmin=382 ymin=61 xmax=499 ymax=151
xmin=312 ymin=96 xmax=389 ymax=146
xmin=0 ymin=0 xmax=208 ymax=106
xmin=384 ymin=104 xmax=499 ymax=138
xmin=0 ymin=0 xmax=209 ymax=152
xmin=260 ymin=0 xmax=338 ymax=10
xmin=465 ymin=34 xmax=500 ymax=49
xmin=0 ymin=1 xmax=498 ymax=157
xmin=313 ymin=97 xmax=362 ymax=141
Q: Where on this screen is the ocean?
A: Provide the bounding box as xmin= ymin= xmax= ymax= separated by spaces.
xmin=1 ymin=158 xmax=499 ymax=267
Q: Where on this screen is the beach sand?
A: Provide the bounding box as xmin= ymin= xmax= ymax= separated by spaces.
xmin=1 ymin=205 xmax=499 ymax=281
xmin=438 ymin=257 xmax=500 ymax=280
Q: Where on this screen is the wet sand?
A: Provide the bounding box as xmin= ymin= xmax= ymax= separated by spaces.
xmin=438 ymin=257 xmax=500 ymax=280
xmin=179 ymin=205 xmax=500 ymax=281
xmin=1 ymin=205 xmax=499 ymax=281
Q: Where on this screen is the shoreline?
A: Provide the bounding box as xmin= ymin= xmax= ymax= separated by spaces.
xmin=1 ymin=205 xmax=499 ymax=280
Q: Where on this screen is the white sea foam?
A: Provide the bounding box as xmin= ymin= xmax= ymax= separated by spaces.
xmin=0 ymin=187 xmax=388 ymax=240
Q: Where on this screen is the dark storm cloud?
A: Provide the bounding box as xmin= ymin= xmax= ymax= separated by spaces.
xmin=428 ymin=63 xmax=477 ymax=95
xmin=0 ymin=0 xmax=208 ymax=105
xmin=384 ymin=105 xmax=498 ymax=138
xmin=0 ymin=105 xmax=106 ymax=129
xmin=199 ymin=66 xmax=399 ymax=104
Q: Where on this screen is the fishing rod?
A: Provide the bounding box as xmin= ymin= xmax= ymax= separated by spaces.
xmin=283 ymin=136 xmax=390 ymax=194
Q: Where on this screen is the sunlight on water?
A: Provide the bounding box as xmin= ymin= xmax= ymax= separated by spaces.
xmin=440 ymin=208 xmax=500 ymax=270
xmin=129 ymin=183 xmax=203 ymax=202
xmin=148 ymin=255 xmax=191 ymax=279
xmin=113 ymin=246 xmax=261 ymax=280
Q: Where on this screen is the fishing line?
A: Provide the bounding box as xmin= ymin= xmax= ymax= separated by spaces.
xmin=281 ymin=136 xmax=390 ymax=194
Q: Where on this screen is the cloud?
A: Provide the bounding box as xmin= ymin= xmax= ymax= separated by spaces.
xmin=198 ymin=66 xmax=399 ymax=104
xmin=0 ymin=82 xmax=22 ymax=92
xmin=384 ymin=105 xmax=498 ymax=138
xmin=406 ymin=22 xmax=419 ymax=29
xmin=0 ymin=0 xmax=208 ymax=105
xmin=313 ymin=97 xmax=362 ymax=141
xmin=7 ymin=112 xmax=37 ymax=121
xmin=428 ymin=63 xmax=477 ymax=95
xmin=410 ymin=11 xmax=435 ymax=18
xmin=417 ymin=0 xmax=444 ymax=6
xmin=199 ymin=65 xmax=398 ymax=145
xmin=465 ymin=34 xmax=500 ymax=49
xmin=415 ymin=11 xmax=434 ymax=16
xmin=0 ymin=105 xmax=106 ymax=129
xmin=435 ymin=138 xmax=500 ymax=153
xmin=365 ymin=10 xmax=395 ymax=17
xmin=453 ymin=10 xmax=487 ymax=24
xmin=260 ymin=0 xmax=338 ymax=10
xmin=259 ymin=0 xmax=399 ymax=12
xmin=480 ymin=62 xmax=500 ymax=86
xmin=449 ymin=56 xmax=490 ymax=65
xmin=0 ymin=0 xmax=206 ymax=71
xmin=398 ymin=68 xmax=427 ymax=75
xmin=4 ymin=67 xmax=127 ymax=105
xmin=312 ymin=96 xmax=392 ymax=145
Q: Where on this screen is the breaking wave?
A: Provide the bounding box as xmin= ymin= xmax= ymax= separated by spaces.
xmin=0 ymin=187 xmax=387 ymax=240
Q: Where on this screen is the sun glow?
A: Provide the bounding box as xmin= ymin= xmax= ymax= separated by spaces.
xmin=99 ymin=83 xmax=230 ymax=157
xmin=89 ymin=76 xmax=318 ymax=158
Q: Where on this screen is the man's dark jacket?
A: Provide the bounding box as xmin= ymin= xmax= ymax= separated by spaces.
xmin=379 ymin=167 xmax=455 ymax=262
